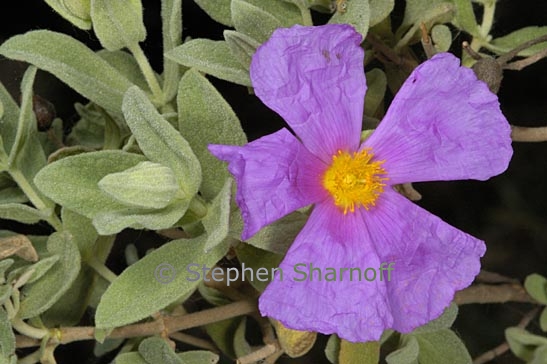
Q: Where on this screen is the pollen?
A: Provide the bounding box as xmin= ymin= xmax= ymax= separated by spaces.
xmin=322 ymin=149 xmax=387 ymax=214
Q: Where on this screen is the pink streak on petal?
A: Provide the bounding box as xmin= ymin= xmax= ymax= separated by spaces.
xmin=251 ymin=24 xmax=366 ymax=162
xmin=362 ymin=188 xmax=485 ymax=333
xmin=208 ymin=129 xmax=327 ymax=240
xmin=259 ymin=201 xmax=394 ymax=342
xmin=364 ymin=52 xmax=512 ymax=184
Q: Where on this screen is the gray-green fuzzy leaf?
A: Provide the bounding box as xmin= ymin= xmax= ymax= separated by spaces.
xmin=161 ymin=0 xmax=183 ymax=101
xmin=178 ymin=351 xmax=219 ymax=364
xmin=386 ymin=336 xmax=419 ymax=364
xmin=177 ymin=69 xmax=247 ymax=200
xmin=19 ymin=231 xmax=81 ymax=319
xmin=0 ymin=307 xmax=15 ymax=359
xmin=139 ymin=337 xmax=183 ymax=364
xmin=90 ymin=0 xmax=146 ymax=51
xmin=235 ymin=243 xmax=283 ymax=292
xmin=202 ymin=179 xmax=233 ymax=252
xmin=95 ymin=234 xmax=229 ymax=329
xmin=246 ymin=211 xmax=308 ymax=255
xmin=166 ymin=39 xmax=251 ymax=86
xmin=415 ymin=329 xmax=472 ymax=364
xmin=490 ymin=26 xmax=547 ymax=57
xmin=329 ymin=0 xmax=370 ymax=39
xmin=0 ymin=204 xmax=49 ymax=225
xmin=224 ymin=30 xmax=261 ymax=70
xmin=364 ymin=68 xmax=387 ymax=117
xmin=524 ymin=273 xmax=547 ymax=304
xmin=43 ymin=0 xmax=92 ymax=29
xmin=432 ymin=24 xmax=452 ymax=52
xmin=97 ymin=50 xmax=149 ymax=91
xmin=453 ymin=0 xmax=479 ymax=36
xmin=61 ymin=208 xmax=98 ymax=261
xmin=231 ymin=0 xmax=283 ymax=44
xmin=193 ymin=0 xmax=233 ymax=26
xmin=0 ymin=83 xmax=20 ymax=156
xmin=0 ymin=30 xmax=134 ymax=112
xmin=246 ymin=0 xmax=302 ymax=27
xmin=413 ymin=303 xmax=458 ymax=334
xmin=369 ymin=0 xmax=394 ymax=27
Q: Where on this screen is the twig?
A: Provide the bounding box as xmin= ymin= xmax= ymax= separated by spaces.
xmin=454 ymin=283 xmax=537 ymax=305
xmin=473 ymin=307 xmax=540 ymax=364
xmin=497 ymin=34 xmax=547 ymax=65
xmin=504 ymin=48 xmax=547 ymax=71
xmin=420 ymin=22 xmax=436 ymax=59
xmin=236 ymin=344 xmax=279 ymax=364
xmin=476 ymin=270 xmax=519 ymax=284
xmin=16 ymin=300 xmax=257 ymax=348
xmin=511 ymin=125 xmax=547 ymax=142
xmin=365 ymin=33 xmax=417 ymax=73
xmin=169 ymin=332 xmax=219 ymax=353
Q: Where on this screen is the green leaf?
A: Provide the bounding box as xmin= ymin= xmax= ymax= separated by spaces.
xmin=531 ymin=345 xmax=547 ymax=364
xmin=177 ymin=69 xmax=247 ymax=200
xmin=0 ymin=203 xmax=49 ymax=224
xmin=339 ymin=340 xmax=379 ymax=364
xmin=98 ymin=161 xmax=180 ymax=209
xmin=246 ymin=0 xmax=302 ymax=27
xmin=0 ymin=286 xmax=11 ymax=306
xmin=205 ymin=318 xmax=242 ymax=359
xmin=8 ymin=255 xmax=60 ymax=285
xmin=0 ymin=30 xmax=134 ymax=112
xmin=122 ymin=86 xmax=201 ymax=199
xmin=489 ymin=26 xmax=547 ymax=57
xmin=506 ymin=327 xmax=547 ymax=361
xmin=431 ymin=24 xmax=452 ymax=52
xmin=400 ymin=0 xmax=449 ymax=30
xmin=246 ymin=211 xmax=308 ymax=254
xmin=161 ymin=0 xmax=183 ymax=101
xmin=166 ymin=39 xmax=252 ymax=86
xmin=364 ymin=68 xmax=387 ymax=117
xmin=193 ymin=0 xmax=233 ymax=26
xmin=0 ymin=259 xmax=14 ymax=282
xmin=453 ymin=0 xmax=479 ymax=36
xmin=224 ymin=30 xmax=261 ymax=70
xmin=61 ymin=208 xmax=98 ymax=261
xmin=178 ymin=351 xmax=219 ymax=364
xmin=396 ymin=2 xmax=455 ymax=47
xmin=19 ymin=231 xmax=81 ymax=319
xmin=328 ymin=0 xmax=370 ymax=39
xmin=139 ymin=337 xmax=183 ymax=364
xmin=235 ymin=243 xmax=283 ymax=292
xmin=524 ymin=273 xmax=547 ymax=304
xmin=43 ymin=0 xmax=92 ymax=29
xmin=325 ymin=334 xmax=340 ymax=364
xmin=386 ymin=336 xmax=419 ymax=364
xmin=415 ymin=329 xmax=472 ymax=364
xmin=115 ymin=352 xmax=148 ymax=364
xmin=90 ymin=0 xmax=146 ymax=51
xmin=233 ymin=317 xmax=252 ymax=358
xmin=0 ymin=307 xmax=15 ymax=359
xmin=231 ymin=0 xmax=283 ymax=44
xmin=0 ymin=187 xmax=27 ymax=204
xmin=413 ymin=303 xmax=458 ymax=334
xmin=369 ymin=0 xmax=394 ymax=27
xmin=97 ymin=50 xmax=149 ymax=91
xmin=94 ymin=338 xmax=125 ymax=357
xmin=34 ymin=150 xmax=146 ymax=218
xmin=202 ymin=179 xmax=233 ymax=252
xmin=0 ymin=83 xmax=19 ymax=156
xmin=95 ymin=234 xmax=229 ymax=329
xmin=66 ymin=103 xmax=108 ymax=148
xmin=540 ymin=308 xmax=547 ymax=332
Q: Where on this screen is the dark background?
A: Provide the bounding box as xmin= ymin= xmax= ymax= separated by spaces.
xmin=1 ymin=0 xmax=547 ymax=363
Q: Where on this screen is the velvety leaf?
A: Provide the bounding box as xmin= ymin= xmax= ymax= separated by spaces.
xmin=246 ymin=211 xmax=308 ymax=255
xmin=205 ymin=318 xmax=242 ymax=359
xmin=161 ymin=0 xmax=183 ymax=101
xmin=0 ymin=82 xmax=20 ymax=155
xmin=0 ymin=203 xmax=49 ymax=224
xmin=0 ymin=286 xmax=11 ymax=305
xmin=325 ymin=334 xmax=340 ymax=364
xmin=0 ymin=234 xmax=38 ymax=262
xmin=386 ymin=336 xmax=419 ymax=364
xmin=61 ymin=208 xmax=98 ymax=261
xmin=245 ymin=0 xmax=302 ymax=27
xmin=400 ymin=0 xmax=449 ymax=29
xmin=235 ymin=243 xmax=283 ymax=292
xmin=7 ymin=255 xmax=59 ymax=285
xmin=34 ymin=150 xmax=146 ymax=218
xmin=224 ymin=30 xmax=261 ymax=70
xmin=193 ymin=0 xmax=233 ymax=26
xmin=139 ymin=337 xmax=183 ymax=364
xmin=432 ymin=24 xmax=452 ymax=52
xmin=271 ymin=319 xmax=317 ymax=358
xmin=90 ymin=0 xmax=146 ymax=51
xmin=396 ymin=2 xmax=455 ymax=46
xmin=115 ymin=352 xmax=148 ymax=364
xmin=197 ymin=282 xmax=231 ymax=306
xmin=202 ymin=179 xmax=232 ymax=252
xmin=506 ymin=327 xmax=547 ymax=361
xmin=177 ymin=69 xmax=247 ymax=200
xmin=364 ymin=68 xmax=387 ymax=117
xmin=66 ymin=102 xmax=108 ymax=148
xmin=166 ymin=39 xmax=251 ymax=86
xmin=328 ymin=0 xmax=370 ymax=38
xmin=524 ymin=273 xmax=547 ymax=304
xmin=43 ymin=0 xmax=92 ymax=29
xmin=339 ymin=340 xmax=379 ymax=364
xmin=490 ymin=26 xmax=547 ymax=57
xmin=541 ymin=308 xmax=547 ymax=332
xmin=0 ymin=30 xmax=134 ymax=112
xmin=233 ymin=317 xmax=252 ymax=358
xmin=122 ymin=86 xmax=201 ymax=201
xmin=413 ymin=303 xmax=458 ymax=334
xmin=453 ymin=0 xmax=479 ymax=36
xmin=415 ymin=329 xmax=472 ymax=364
xmin=0 ymin=307 xmax=15 ymax=359
xmin=231 ymin=0 xmax=283 ymax=44
xmin=97 ymin=50 xmax=149 ymax=91
xmin=19 ymin=231 xmax=81 ymax=319
xmin=0 ymin=186 xmax=27 ymax=204
xmin=369 ymin=0 xmax=394 ymax=27
xmin=95 ymin=234 xmax=229 ymax=329
xmin=0 ymin=259 xmax=14 ymax=281
xmin=94 ymin=338 xmax=125 ymax=357
xmin=178 ymin=351 xmax=219 ymax=364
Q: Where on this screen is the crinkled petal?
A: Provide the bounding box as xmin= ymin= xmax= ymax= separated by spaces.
xmin=259 ymin=201 xmax=393 ymax=342
xmin=251 ymin=24 xmax=366 ymax=162
xmin=363 ymin=188 xmax=485 ymax=333
xmin=364 ymin=52 xmax=512 ymax=184
xmin=208 ymin=128 xmax=326 ymax=240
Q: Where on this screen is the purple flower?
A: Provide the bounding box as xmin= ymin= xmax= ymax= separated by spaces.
xmin=209 ymin=24 xmax=512 ymax=342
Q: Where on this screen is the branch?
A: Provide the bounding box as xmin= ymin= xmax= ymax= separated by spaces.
xmin=454 ymin=283 xmax=537 ymax=305
xmin=511 ymin=125 xmax=547 ymax=142
xmin=16 ymin=299 xmax=257 ymax=348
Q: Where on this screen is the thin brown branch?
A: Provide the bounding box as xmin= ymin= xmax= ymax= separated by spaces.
xmin=365 ymin=33 xmax=417 ymax=73
xmin=16 ymin=299 xmax=257 ymax=349
xmin=454 ymin=283 xmax=537 ymax=305
xmin=511 ymin=125 xmax=547 ymax=142
xmin=476 ymin=270 xmax=519 ymax=284
xmin=504 ymin=48 xmax=547 ymax=71
xmin=169 ymin=332 xmax=219 ymax=353
xmin=236 ymin=344 xmax=279 ymax=364
xmin=420 ymin=22 xmax=436 ymax=59
xmin=497 ymin=34 xmax=547 ymax=65
xmin=473 ymin=307 xmax=540 ymax=364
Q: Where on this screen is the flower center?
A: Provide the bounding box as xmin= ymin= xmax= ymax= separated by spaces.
xmin=322 ymin=149 xmax=387 ymax=214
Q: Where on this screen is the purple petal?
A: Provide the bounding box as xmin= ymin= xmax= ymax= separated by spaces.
xmin=259 ymin=201 xmax=393 ymax=342
xmin=250 ymin=24 xmax=366 ymax=162
xmin=363 ymin=188 xmax=485 ymax=333
xmin=208 ymin=129 xmax=327 ymax=240
xmin=364 ymin=52 xmax=512 ymax=184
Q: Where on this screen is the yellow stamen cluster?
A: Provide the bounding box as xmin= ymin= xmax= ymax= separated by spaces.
xmin=322 ymin=149 xmax=387 ymax=214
